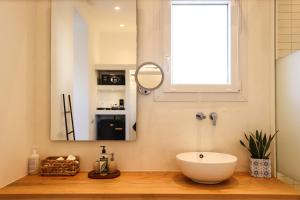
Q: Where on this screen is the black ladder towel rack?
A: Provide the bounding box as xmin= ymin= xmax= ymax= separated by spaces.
xmin=62 ymin=94 xmax=75 ymax=141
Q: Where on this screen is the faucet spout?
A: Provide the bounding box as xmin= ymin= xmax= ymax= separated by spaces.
xmin=209 ymin=112 xmax=218 ymax=126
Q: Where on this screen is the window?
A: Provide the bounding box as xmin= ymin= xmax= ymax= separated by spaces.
xmin=165 ymin=0 xmax=241 ymax=93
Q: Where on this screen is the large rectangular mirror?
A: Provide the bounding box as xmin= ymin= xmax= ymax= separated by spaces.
xmin=51 ymin=0 xmax=137 ymax=141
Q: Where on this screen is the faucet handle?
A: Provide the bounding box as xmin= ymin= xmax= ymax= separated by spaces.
xmin=196 ymin=112 xmax=206 ymax=120
xmin=209 ymin=112 xmax=218 ymax=126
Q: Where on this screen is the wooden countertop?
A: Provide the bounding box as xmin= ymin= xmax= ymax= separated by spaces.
xmin=0 ymin=172 xmax=299 ymax=199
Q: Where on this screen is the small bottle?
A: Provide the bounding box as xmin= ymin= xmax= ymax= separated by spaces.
xmin=93 ymin=160 xmax=100 ymax=173
xmin=99 ymin=146 xmax=109 ymax=175
xmin=28 ymin=148 xmax=40 ymax=175
xmin=108 ymin=153 xmax=118 ymax=174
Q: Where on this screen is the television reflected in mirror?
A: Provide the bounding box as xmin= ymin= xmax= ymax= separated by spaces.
xmin=51 ymin=0 xmax=137 ymax=141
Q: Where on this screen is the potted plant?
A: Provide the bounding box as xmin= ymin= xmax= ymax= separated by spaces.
xmin=240 ymin=130 xmax=278 ymax=178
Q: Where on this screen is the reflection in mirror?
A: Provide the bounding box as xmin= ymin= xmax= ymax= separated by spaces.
xmin=51 ymin=0 xmax=137 ymax=141
xmin=136 ymin=63 xmax=164 ymax=92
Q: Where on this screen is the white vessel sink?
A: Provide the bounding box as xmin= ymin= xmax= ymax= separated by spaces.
xmin=176 ymin=152 xmax=237 ymax=184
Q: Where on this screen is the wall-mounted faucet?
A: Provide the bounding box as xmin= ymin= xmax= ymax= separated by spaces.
xmin=209 ymin=112 xmax=218 ymax=126
xmin=196 ymin=112 xmax=206 ymax=120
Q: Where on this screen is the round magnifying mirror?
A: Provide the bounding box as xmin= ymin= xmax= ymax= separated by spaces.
xmin=135 ymin=62 xmax=164 ymax=93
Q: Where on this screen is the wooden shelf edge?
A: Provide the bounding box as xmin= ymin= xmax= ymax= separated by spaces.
xmin=0 ymin=172 xmax=299 ymax=199
xmin=0 ymin=193 xmax=299 ymax=200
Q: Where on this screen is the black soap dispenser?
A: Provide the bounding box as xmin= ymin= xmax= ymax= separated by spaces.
xmin=99 ymin=146 xmax=109 ymax=175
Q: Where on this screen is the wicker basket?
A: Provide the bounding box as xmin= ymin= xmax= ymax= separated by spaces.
xmin=40 ymin=156 xmax=80 ymax=176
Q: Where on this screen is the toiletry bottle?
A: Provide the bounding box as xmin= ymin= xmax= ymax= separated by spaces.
xmin=93 ymin=160 xmax=100 ymax=173
xmin=99 ymin=146 xmax=109 ymax=175
xmin=108 ymin=153 xmax=118 ymax=174
xmin=28 ymin=148 xmax=40 ymax=175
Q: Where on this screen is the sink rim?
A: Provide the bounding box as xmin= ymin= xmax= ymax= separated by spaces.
xmin=176 ymin=151 xmax=238 ymax=165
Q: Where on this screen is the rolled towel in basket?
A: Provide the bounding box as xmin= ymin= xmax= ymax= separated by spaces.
xmin=56 ymin=157 xmax=64 ymax=161
xmin=67 ymin=155 xmax=76 ymax=161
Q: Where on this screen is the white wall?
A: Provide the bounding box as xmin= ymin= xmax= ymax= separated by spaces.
xmin=276 ymin=51 xmax=300 ymax=181
xmin=34 ymin=0 xmax=275 ymax=172
xmin=73 ymin=10 xmax=90 ymax=140
xmin=0 ymin=1 xmax=36 ymax=188
xmin=91 ymin=31 xmax=137 ymax=65
xmin=51 ymin=0 xmax=74 ymax=140
xmin=51 ymin=1 xmax=94 ymax=141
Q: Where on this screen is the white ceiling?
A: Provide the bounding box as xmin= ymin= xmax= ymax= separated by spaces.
xmin=82 ymin=0 xmax=137 ymax=32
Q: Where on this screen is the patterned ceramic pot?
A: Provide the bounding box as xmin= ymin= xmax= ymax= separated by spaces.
xmin=250 ymin=158 xmax=271 ymax=178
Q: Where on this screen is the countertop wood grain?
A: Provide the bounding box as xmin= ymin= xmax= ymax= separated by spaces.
xmin=0 ymin=172 xmax=299 ymax=199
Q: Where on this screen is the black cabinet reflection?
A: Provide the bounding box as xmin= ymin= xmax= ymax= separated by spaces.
xmin=96 ymin=115 xmax=125 ymax=140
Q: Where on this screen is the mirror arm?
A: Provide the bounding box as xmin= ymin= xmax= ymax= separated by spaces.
xmin=138 ymin=87 xmax=151 ymax=95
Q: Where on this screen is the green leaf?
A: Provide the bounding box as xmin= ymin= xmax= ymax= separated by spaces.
xmin=254 ymin=130 xmax=263 ymax=158
xmin=265 ymin=152 xmax=271 ymax=159
xmin=259 ymin=143 xmax=265 ymax=158
xmin=249 ymin=136 xmax=259 ymax=158
xmin=244 ymin=133 xmax=249 ymax=141
xmin=263 ymin=134 xmax=267 ymax=146
xmin=250 ymin=133 xmax=256 ymax=142
xmin=240 ymin=140 xmax=251 ymax=152
xmin=240 ymin=140 xmax=246 ymax=147
xmin=263 ymin=130 xmax=278 ymax=158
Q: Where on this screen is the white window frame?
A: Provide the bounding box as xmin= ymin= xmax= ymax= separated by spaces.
xmin=163 ymin=0 xmax=242 ymax=93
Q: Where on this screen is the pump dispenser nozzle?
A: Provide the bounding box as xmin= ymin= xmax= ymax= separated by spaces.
xmin=99 ymin=146 xmax=109 ymax=175
xmin=100 ymin=146 xmax=106 ymax=154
